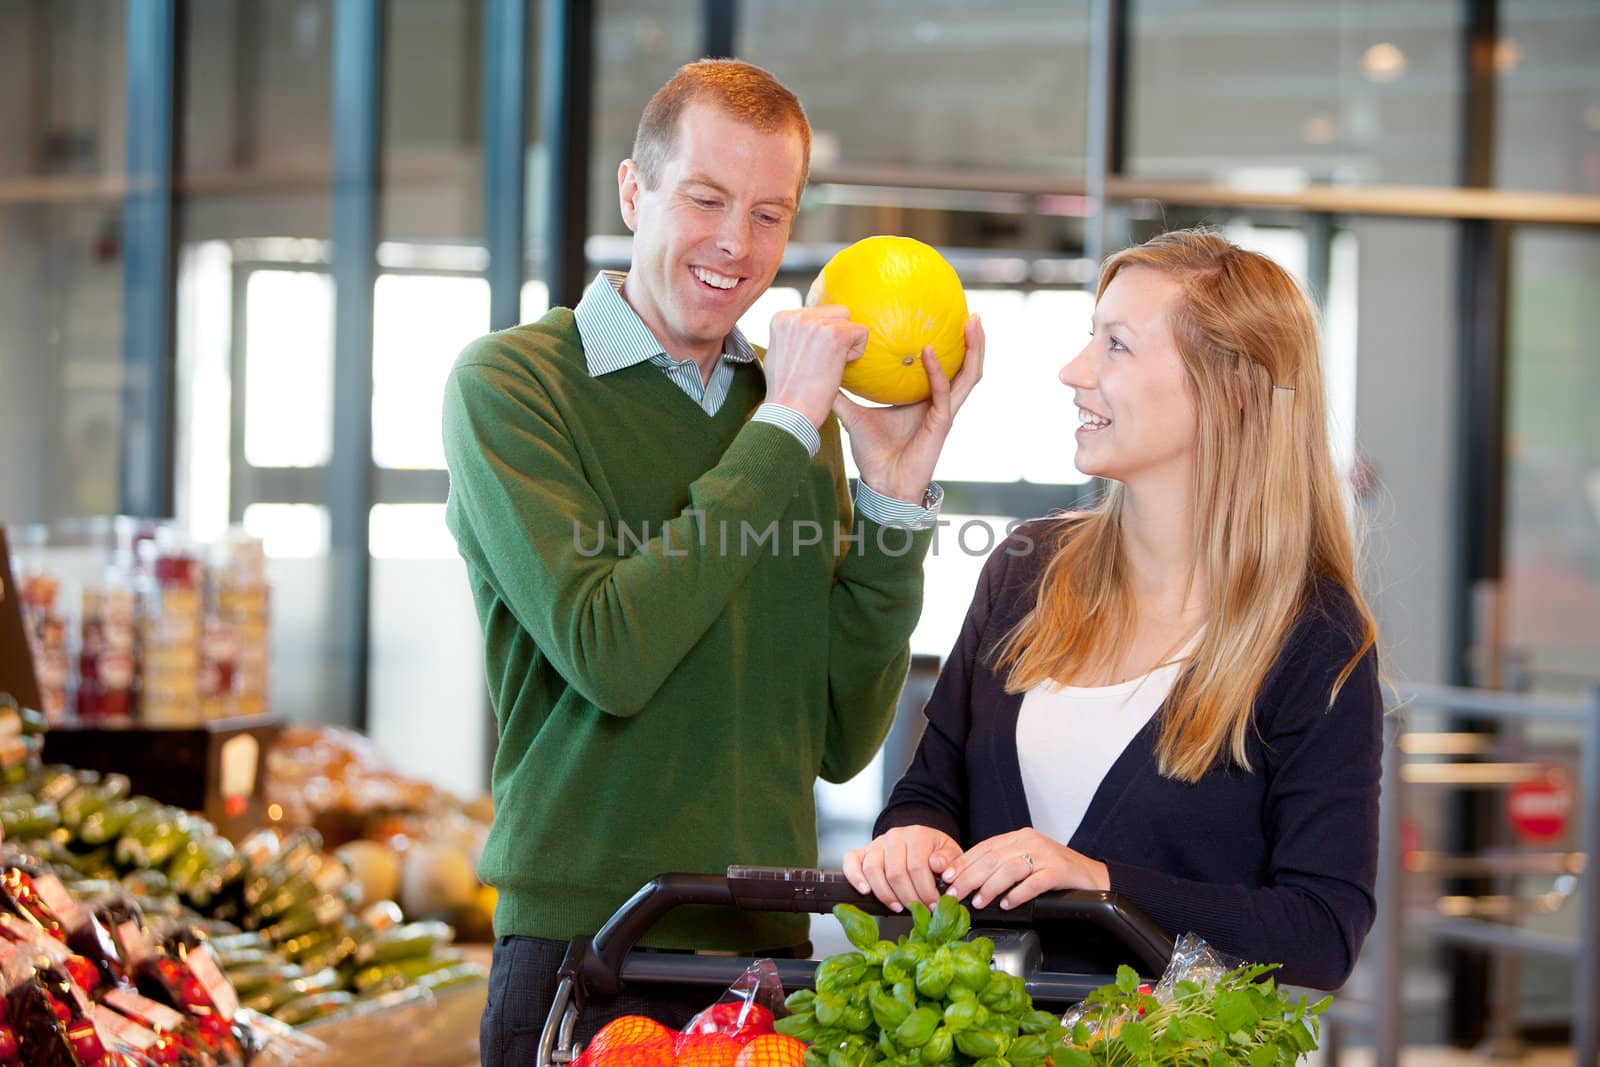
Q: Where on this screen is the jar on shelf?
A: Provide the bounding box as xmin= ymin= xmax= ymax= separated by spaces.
xmin=78 ymin=572 xmax=140 ymax=722
xmin=137 ymin=524 xmax=204 ymax=727
xmin=9 ymin=524 xmax=70 ymax=721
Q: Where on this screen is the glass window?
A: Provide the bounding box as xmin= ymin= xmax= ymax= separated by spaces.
xmin=0 ymin=204 xmax=127 ymax=522
xmin=371 ymin=534 xmax=489 ymax=798
xmin=1495 ymin=1 xmax=1600 ymax=195
xmin=177 ymin=0 xmax=338 ymax=531
xmin=1344 ymin=217 xmax=1460 ymax=688
xmin=241 ymin=502 xmax=331 ymax=559
xmin=744 ymin=1 xmax=1090 ymax=179
xmin=0 ymin=2 xmax=127 ymax=523
xmin=369 ymin=504 xmax=489 ymax=796
xmin=585 ymin=0 xmax=702 ymax=238
xmin=955 ymin=289 xmax=1095 ymax=486
xmin=237 ymin=503 xmax=337 ymax=729
xmin=0 ymin=1 xmax=127 ymax=181
xmin=382 ymin=0 xmax=484 ymax=245
xmin=915 ymin=513 xmax=1023 ymax=657
xmin=183 ymin=0 xmax=332 ymax=187
xmin=372 ymin=273 xmax=490 ymax=470
xmin=369 ymin=0 xmax=505 ymax=794
xmin=176 ymin=0 xmax=344 ymax=734
xmin=370 ymin=503 xmax=457 ymax=560
xmin=176 ymin=240 xmax=237 ymax=545
xmin=242 ymin=270 xmax=335 ymax=469
xmin=522 ymin=279 xmax=551 ymax=323
xmin=1126 ymin=0 xmax=1464 ymax=187
xmin=1502 ymin=228 xmax=1600 ymax=691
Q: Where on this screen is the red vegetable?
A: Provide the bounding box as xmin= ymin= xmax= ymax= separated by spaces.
xmin=66 ymin=1018 xmax=106 ymax=1064
xmin=685 ymin=1002 xmax=774 ymax=1043
xmin=63 ymin=956 xmax=100 ymax=996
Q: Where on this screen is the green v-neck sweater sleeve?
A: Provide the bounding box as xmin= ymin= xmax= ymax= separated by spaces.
xmin=442 ymin=311 xmax=933 ymax=951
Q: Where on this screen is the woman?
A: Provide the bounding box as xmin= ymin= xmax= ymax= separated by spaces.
xmin=845 ymin=229 xmax=1382 ymax=991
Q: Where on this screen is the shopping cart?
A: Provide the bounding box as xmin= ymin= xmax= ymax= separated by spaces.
xmin=537 ymin=866 xmax=1175 ymax=1067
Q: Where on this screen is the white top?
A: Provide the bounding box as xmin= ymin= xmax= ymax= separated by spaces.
xmin=1015 ymin=642 xmax=1196 ymax=845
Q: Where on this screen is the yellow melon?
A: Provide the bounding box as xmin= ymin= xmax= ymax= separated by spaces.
xmin=806 ymin=236 xmax=967 ymax=406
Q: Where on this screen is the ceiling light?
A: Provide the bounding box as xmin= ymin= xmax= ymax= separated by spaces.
xmin=1361 ymin=43 xmax=1407 ymax=83
xmin=1494 ymin=38 xmax=1522 ymax=74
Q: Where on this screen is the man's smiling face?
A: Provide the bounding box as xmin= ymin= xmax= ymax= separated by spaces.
xmin=618 ymin=101 xmax=805 ymax=366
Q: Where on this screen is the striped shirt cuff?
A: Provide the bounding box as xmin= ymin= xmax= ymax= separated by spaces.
xmin=751 ymin=403 xmax=821 ymax=458
xmin=856 ymin=480 xmax=943 ymax=531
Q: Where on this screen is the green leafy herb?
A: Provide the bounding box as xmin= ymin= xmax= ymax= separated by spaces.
xmin=808 ymin=903 xmax=1068 ymax=1067
xmin=1067 ymin=962 xmax=1327 ymax=1066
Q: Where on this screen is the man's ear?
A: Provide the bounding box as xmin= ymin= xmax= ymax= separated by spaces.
xmin=618 ymin=159 xmax=641 ymax=233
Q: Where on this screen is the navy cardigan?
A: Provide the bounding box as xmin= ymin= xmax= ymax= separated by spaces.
xmin=875 ymin=520 xmax=1383 ymax=991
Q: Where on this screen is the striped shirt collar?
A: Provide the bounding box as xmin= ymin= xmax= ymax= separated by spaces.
xmin=573 ymin=270 xmax=756 ymax=377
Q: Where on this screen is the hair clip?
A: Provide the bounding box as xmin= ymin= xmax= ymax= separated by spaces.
xmin=1273 ymin=384 xmax=1296 ymax=394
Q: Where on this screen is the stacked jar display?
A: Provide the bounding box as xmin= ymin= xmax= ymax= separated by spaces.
xmin=210 ymin=532 xmax=268 ymax=720
xmin=10 ymin=520 xmax=271 ymax=726
xmin=138 ymin=528 xmax=205 ymax=726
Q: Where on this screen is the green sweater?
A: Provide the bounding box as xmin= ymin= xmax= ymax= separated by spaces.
xmin=442 ymin=310 xmax=933 ymax=951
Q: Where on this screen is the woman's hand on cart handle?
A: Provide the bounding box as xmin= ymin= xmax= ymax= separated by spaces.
xmin=843 ymin=825 xmax=961 ymax=911
xmin=941 ymin=829 xmax=1110 ymax=911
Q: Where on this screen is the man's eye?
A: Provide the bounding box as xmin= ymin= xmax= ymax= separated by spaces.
xmin=1108 ymin=335 xmax=1127 ymax=352
xmin=755 ymin=213 xmax=784 ymax=226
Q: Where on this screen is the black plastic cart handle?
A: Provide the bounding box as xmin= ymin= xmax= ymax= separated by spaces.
xmin=578 ymin=866 xmax=1174 ymax=997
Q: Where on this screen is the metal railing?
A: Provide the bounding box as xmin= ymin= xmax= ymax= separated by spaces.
xmin=1365 ymin=684 xmax=1600 ymax=1067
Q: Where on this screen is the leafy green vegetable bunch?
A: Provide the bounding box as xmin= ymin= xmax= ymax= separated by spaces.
xmin=778 ymin=898 xmax=1068 ymax=1067
xmin=1060 ymin=964 xmax=1330 ymax=1067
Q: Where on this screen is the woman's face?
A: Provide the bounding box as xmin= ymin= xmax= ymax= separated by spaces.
xmin=1059 ymin=266 xmax=1199 ymax=489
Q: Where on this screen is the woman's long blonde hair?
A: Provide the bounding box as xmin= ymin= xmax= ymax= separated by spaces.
xmin=996 ymin=229 xmax=1377 ymax=783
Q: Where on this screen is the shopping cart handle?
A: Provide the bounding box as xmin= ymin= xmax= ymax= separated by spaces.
xmin=578 ymin=868 xmax=1173 ymax=995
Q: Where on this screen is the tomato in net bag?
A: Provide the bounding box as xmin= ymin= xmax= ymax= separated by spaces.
xmin=573 ymin=959 xmax=791 ymax=1067
xmin=679 ymin=959 xmax=784 ymax=1046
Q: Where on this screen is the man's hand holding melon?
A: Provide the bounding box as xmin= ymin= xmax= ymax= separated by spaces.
xmin=760 ymin=305 xmax=870 ymax=430
xmin=765 ymin=235 xmax=983 ymax=504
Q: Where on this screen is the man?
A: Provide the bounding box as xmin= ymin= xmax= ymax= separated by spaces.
xmin=443 ymin=59 xmax=983 ymax=1063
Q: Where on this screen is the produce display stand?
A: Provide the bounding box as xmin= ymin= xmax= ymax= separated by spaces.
xmin=539 ymin=867 xmax=1175 ymax=1067
xmin=298 ymin=975 xmax=489 ymax=1067
xmin=41 ymin=714 xmax=281 ymax=841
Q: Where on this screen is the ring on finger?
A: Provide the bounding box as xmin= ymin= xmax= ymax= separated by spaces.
xmin=1020 ymin=851 xmax=1035 ymax=871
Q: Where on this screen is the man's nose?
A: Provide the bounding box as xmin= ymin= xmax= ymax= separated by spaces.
xmin=716 ymin=212 xmax=751 ymax=258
